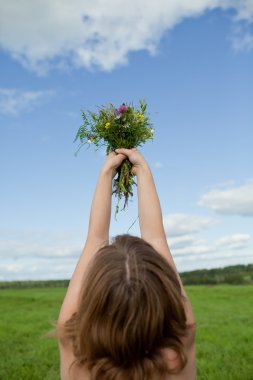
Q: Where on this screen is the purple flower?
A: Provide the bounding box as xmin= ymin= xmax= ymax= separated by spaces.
xmin=114 ymin=108 xmax=120 ymax=115
xmin=118 ymin=104 xmax=128 ymax=113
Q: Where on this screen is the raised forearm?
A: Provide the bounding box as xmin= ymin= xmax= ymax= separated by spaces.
xmin=136 ymin=165 xmax=187 ymax=297
xmin=137 ymin=165 xmax=167 ymax=242
xmin=87 ymin=168 xmax=113 ymax=242
xmin=58 ymin=169 xmax=113 ymax=324
xmin=58 ymin=154 xmax=128 ymax=324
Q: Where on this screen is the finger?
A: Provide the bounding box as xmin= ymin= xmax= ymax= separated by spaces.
xmin=115 ymin=148 xmax=132 ymax=156
xmin=108 ymin=150 xmax=116 ymax=156
xmin=115 ymin=153 xmax=127 ymax=161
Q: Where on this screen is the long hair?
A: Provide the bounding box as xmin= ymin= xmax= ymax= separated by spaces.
xmin=57 ymin=234 xmax=188 ymax=379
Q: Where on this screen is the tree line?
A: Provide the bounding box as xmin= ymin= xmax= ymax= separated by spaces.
xmin=180 ymin=264 xmax=253 ymax=285
xmin=0 ymin=264 xmax=253 ymax=289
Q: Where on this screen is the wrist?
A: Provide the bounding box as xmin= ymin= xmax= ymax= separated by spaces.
xmin=136 ymin=162 xmax=150 ymax=177
xmin=100 ymin=166 xmax=114 ymax=180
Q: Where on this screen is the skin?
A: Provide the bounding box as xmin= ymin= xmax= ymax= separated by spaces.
xmin=58 ymin=148 xmax=196 ymax=380
xmin=57 ymin=150 xmax=127 ymax=328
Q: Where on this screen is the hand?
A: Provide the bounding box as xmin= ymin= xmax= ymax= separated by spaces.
xmin=115 ymin=148 xmax=149 ymax=175
xmin=101 ymin=150 xmax=127 ymax=178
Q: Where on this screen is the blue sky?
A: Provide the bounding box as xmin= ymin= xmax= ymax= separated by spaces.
xmin=0 ymin=1 xmax=252 ymax=280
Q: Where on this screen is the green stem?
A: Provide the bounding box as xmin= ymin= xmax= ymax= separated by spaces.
xmin=126 ymin=215 xmax=139 ymax=233
xmin=112 ymin=158 xmax=136 ymax=218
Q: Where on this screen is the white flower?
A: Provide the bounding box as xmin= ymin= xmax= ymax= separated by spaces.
xmin=87 ymin=139 xmax=92 ymax=144
xmin=150 ymin=128 xmax=155 ymax=134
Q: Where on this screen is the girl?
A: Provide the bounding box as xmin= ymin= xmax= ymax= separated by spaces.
xmin=56 ymin=148 xmax=196 ymax=380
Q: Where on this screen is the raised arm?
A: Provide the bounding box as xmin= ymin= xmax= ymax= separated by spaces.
xmin=115 ymin=148 xmax=195 ymax=327
xmin=57 ymin=151 xmax=126 ymax=325
xmin=115 ymin=149 xmax=176 ymax=266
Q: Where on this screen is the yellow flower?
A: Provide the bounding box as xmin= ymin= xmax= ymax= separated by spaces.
xmin=148 ymin=128 xmax=155 ymax=137
xmin=136 ymin=112 xmax=144 ymax=123
xmin=105 ymin=122 xmax=111 ymax=129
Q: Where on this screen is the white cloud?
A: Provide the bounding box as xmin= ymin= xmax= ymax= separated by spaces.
xmin=163 ymin=213 xmax=216 ymax=237
xmin=1 ymin=1 xmax=253 ymax=74
xmin=169 ymin=235 xmax=197 ymax=249
xmin=172 ymin=232 xmax=252 ymax=271
xmin=0 ymin=229 xmax=85 ymax=280
xmin=230 ymin=20 xmax=253 ymax=51
xmin=169 ymin=232 xmax=251 ymax=257
xmin=231 ymin=0 xmax=253 ymax=22
xmin=169 ymin=235 xmax=213 ymax=256
xmin=173 ymin=244 xmax=214 ymax=257
xmin=154 ymin=161 xmax=163 ymax=169
xmin=232 ymin=28 xmax=253 ymax=51
xmin=0 ymin=258 xmax=77 ymax=281
xmin=216 ymin=233 xmax=250 ymax=250
xmin=0 ymin=238 xmax=79 ymax=259
xmin=0 ymin=229 xmax=82 ymax=260
xmin=0 ymin=88 xmax=53 ymax=115
xmin=167 ymin=227 xmax=251 ymax=267
xmin=199 ymin=181 xmax=253 ymax=216
xmin=0 ymin=228 xmax=252 ymax=279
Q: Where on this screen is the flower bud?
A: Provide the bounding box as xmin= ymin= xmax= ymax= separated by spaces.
xmin=118 ymin=105 xmax=128 ymax=113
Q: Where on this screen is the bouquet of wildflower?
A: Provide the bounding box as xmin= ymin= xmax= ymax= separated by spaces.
xmin=73 ymin=100 xmax=154 ymax=218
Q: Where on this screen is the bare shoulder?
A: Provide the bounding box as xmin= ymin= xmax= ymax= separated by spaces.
xmin=58 ymin=340 xmax=90 ymax=380
xmin=179 ymin=331 xmax=196 ymax=380
xmin=163 ymin=325 xmax=196 ymax=380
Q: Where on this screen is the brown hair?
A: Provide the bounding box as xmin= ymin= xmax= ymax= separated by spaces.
xmin=57 ymin=234 xmax=188 ymax=379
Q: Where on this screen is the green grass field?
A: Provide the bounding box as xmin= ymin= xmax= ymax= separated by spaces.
xmin=0 ymin=285 xmax=252 ymax=380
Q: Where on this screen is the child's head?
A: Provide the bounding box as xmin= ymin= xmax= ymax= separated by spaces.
xmin=61 ymin=234 xmax=188 ymax=379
